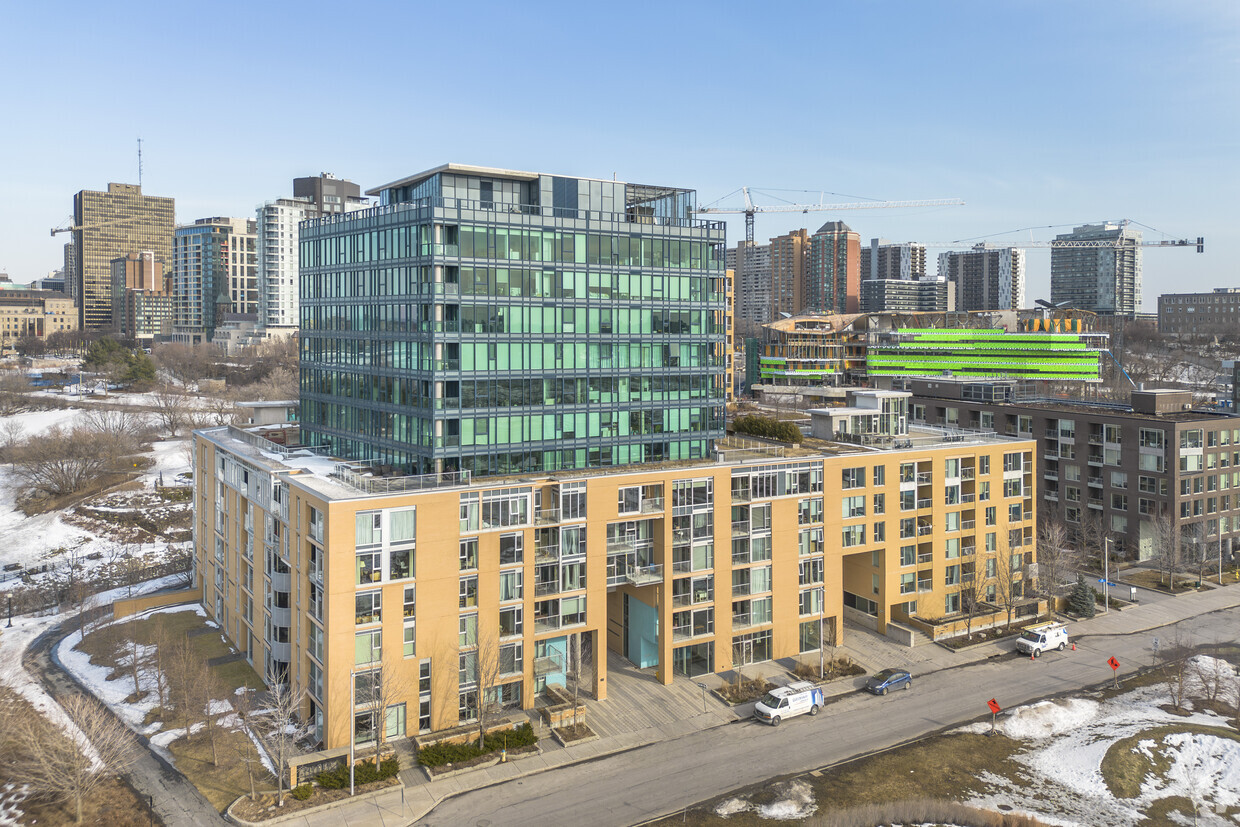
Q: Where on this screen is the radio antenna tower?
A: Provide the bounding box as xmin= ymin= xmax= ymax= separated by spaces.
xmin=137 ymin=137 xmax=143 ymax=187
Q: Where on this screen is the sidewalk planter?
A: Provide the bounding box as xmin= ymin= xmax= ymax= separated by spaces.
xmin=551 ymin=723 xmax=598 ymax=748
xmin=225 ymin=777 xmax=401 ymax=826
xmin=539 ymin=686 xmax=588 ymax=728
xmin=420 ymin=743 xmax=542 ymax=781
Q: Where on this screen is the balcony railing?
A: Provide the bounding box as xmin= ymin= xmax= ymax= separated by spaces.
xmin=917 ymin=524 xmax=933 ymax=536
xmin=899 ymin=582 xmax=916 ymax=595
xmin=535 ymin=581 xmax=560 ymax=597
xmin=917 ymin=472 xmax=932 ymax=484
xmin=640 ymin=497 xmax=665 ymax=514
xmin=672 ymin=626 xmax=693 ymax=642
xmin=961 ymin=468 xmax=975 ymax=480
xmin=534 ymin=545 xmax=559 ymax=563
xmin=672 ymin=593 xmax=692 ymax=608
xmin=961 ymin=519 xmax=976 ymax=531
xmin=917 ymin=580 xmax=933 ymax=592
xmin=917 ymin=498 xmax=932 ymax=509
xmin=917 ymin=552 xmax=933 ymax=564
xmin=731 ymin=520 xmax=750 ymax=537
xmin=626 ymin=565 xmax=663 ymax=587
xmin=961 ymin=493 xmax=975 ymax=503
xmin=533 ymin=655 xmax=564 ymax=677
xmin=535 ymin=508 xmax=561 ymax=525
xmin=534 ymin=616 xmax=561 ymax=634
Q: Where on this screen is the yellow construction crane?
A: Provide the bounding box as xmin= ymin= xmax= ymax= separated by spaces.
xmin=695 ymin=187 xmax=965 ymax=243
xmin=49 ymin=215 xmax=149 ymax=237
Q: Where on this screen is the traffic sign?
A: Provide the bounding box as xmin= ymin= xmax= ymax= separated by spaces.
xmin=1097 ymin=579 xmax=1118 ymax=587
xmin=1107 ymin=656 xmax=1120 ymax=671
xmin=987 ymin=698 xmax=1001 ymax=714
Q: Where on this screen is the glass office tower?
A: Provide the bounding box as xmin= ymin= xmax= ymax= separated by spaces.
xmin=299 ymin=164 xmax=729 ymax=478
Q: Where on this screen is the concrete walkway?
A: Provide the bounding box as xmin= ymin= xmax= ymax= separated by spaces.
xmin=284 ymin=581 xmax=1240 ymax=827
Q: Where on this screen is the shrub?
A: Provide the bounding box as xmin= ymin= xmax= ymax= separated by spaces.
xmin=733 ymin=415 xmax=803 ymax=444
xmin=418 ymin=723 xmax=538 ymax=768
xmin=290 ymin=784 xmax=313 ymax=801
xmin=316 ymin=757 xmax=400 ymax=789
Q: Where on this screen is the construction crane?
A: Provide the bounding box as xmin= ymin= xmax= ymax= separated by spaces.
xmin=696 ymin=187 xmax=965 ymax=244
xmin=49 ymin=215 xmax=149 ymax=237
xmin=922 ymin=220 xmax=1203 ymax=252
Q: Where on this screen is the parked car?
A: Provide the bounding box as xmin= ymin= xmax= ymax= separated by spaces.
xmin=753 ymin=681 xmax=825 ymax=726
xmin=1015 ymin=621 xmax=1069 ymax=657
xmin=865 ymin=668 xmax=912 ymax=695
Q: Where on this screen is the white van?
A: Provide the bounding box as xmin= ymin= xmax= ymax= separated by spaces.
xmin=1016 ymin=621 xmax=1069 ymax=657
xmin=753 ymin=681 xmax=825 ymax=726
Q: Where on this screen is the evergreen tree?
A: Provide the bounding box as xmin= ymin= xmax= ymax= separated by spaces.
xmin=1068 ymin=574 xmax=1096 ymax=618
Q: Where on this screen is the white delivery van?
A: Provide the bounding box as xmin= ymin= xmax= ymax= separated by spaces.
xmin=1016 ymin=621 xmax=1069 ymax=657
xmin=753 ymin=681 xmax=825 ymax=726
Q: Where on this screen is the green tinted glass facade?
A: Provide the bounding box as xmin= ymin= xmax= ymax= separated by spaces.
xmin=867 ymin=329 xmax=1104 ymax=381
xmin=299 ymin=166 xmax=729 ymax=477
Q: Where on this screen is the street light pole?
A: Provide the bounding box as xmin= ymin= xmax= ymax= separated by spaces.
xmin=349 ymin=672 xmax=356 ymax=796
xmin=1103 ymin=536 xmax=1110 ymax=614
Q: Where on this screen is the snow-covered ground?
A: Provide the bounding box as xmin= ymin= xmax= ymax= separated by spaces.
xmin=956 ymin=660 xmax=1240 ymax=826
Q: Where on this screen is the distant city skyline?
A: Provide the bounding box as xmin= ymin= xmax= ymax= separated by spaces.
xmin=1 ymin=1 xmax=1235 ymax=311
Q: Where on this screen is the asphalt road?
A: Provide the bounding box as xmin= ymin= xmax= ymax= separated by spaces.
xmin=416 ymin=605 xmax=1240 ymax=827
xmin=25 ymin=618 xmax=224 ymax=826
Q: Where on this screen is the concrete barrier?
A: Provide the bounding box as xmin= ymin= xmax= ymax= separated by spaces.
xmin=112 ymin=587 xmax=198 ymax=621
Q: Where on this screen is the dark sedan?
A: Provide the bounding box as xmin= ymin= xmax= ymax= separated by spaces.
xmin=865 ymin=668 xmax=912 ymax=695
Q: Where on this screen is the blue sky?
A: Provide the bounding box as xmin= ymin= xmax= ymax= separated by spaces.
xmin=1 ymin=0 xmax=1235 ymax=310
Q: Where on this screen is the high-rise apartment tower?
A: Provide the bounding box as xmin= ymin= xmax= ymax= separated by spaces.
xmin=806 ymin=221 xmax=859 ymax=314
xmin=939 ymin=245 xmax=1026 ymax=312
xmin=1050 ymin=222 xmax=1142 ymax=316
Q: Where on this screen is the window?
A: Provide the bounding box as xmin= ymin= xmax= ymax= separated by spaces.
xmin=356 ymin=551 xmax=382 ymax=585
xmin=499 ymin=533 xmax=524 ymax=565
xmin=873 ymin=466 xmax=886 ymax=486
xmin=799 ymin=558 xmax=824 ymax=585
xmin=1111 ymin=494 xmax=1128 ymax=511
xmin=403 ymin=586 xmax=416 ymax=618
xmin=1004 ymin=452 xmax=1022 ymax=472
xmin=1140 ymin=453 xmax=1164 ymax=473
xmin=618 ymin=486 xmax=641 ymax=514
xmin=403 ymin=624 xmax=416 ymax=658
xmin=459 ymin=576 xmax=478 ymax=608
xmin=459 ymin=613 xmax=477 ymax=648
xmin=900 ymin=544 xmax=916 ymax=566
xmin=499 ymin=606 xmax=523 ymax=638
xmin=799 ymin=588 xmax=824 ymax=616
xmin=499 ymin=642 xmax=523 ymax=676
xmin=355 ymin=591 xmax=381 ymax=625
xmin=389 ymin=548 xmax=413 ymax=580
xmin=459 ymin=538 xmax=478 ymax=570
xmin=985 ymin=506 xmax=997 ymax=526
xmin=873 ymin=521 xmax=886 ymax=542
xmin=798 ymin=528 xmax=823 ymax=556
xmin=356 ymin=511 xmax=382 ymax=547
xmin=355 ymin=630 xmax=382 ymax=665
xmin=979 ymin=456 xmax=991 ymax=475
xmin=389 ymin=509 xmax=416 ymax=545
xmin=872 ymin=493 xmax=885 ymax=514
xmin=842 ymin=496 xmax=866 ymax=519
xmin=841 ymin=525 xmax=865 ymax=547
xmin=842 ymin=467 xmax=865 ymax=489
xmin=1009 ymin=503 xmax=1022 ymax=522
xmin=799 ymin=497 xmax=824 ymax=525
xmin=499 ymin=570 xmax=523 ymax=602
xmin=1111 ymin=472 xmax=1128 ymax=489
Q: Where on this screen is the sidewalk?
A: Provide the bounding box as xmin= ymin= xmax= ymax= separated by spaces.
xmin=282 ymin=581 xmax=1240 ymax=826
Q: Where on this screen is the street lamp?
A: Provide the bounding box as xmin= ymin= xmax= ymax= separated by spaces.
xmin=694 ymin=681 xmax=708 ymax=714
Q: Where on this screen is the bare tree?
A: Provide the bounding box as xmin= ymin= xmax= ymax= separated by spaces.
xmin=264 ymin=682 xmax=307 ymax=806
xmin=0 ymin=371 xmax=33 ymax=415
xmin=1160 ymin=624 xmax=1194 ymax=711
xmin=149 ymin=383 xmax=193 ymax=438
xmin=354 ymin=659 xmax=411 ymax=770
xmin=1150 ymin=512 xmax=1183 ymax=591
xmin=153 ymin=342 xmax=217 ymax=385
xmin=1036 ymin=513 xmax=1078 ymax=596
xmin=14 ymin=693 xmax=136 ymax=824
xmin=199 ymin=667 xmax=227 ymax=767
xmin=8 ymin=425 xmax=129 ymax=498
xmin=570 ymin=632 xmax=582 ymax=729
xmin=148 ymin=625 xmax=174 ymax=714
xmin=168 ymin=635 xmax=204 ymax=736
xmin=472 ymin=622 xmax=506 ymax=748
xmin=959 ymin=565 xmax=987 ymax=640
xmin=993 ymin=533 xmax=1026 ymax=628
xmin=230 ymin=687 xmax=265 ymax=801
xmin=80 ymin=407 xmax=153 ymax=445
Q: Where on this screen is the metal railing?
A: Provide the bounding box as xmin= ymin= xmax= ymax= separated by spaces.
xmin=626 ymin=565 xmax=663 ymax=587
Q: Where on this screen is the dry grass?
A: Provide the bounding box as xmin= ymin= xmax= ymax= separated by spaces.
xmin=167 ymin=726 xmax=269 ymax=811
xmin=804 ymin=799 xmax=1051 ymax=827
xmin=1120 ymin=569 xmax=1202 ymax=593
xmin=716 ymin=674 xmax=775 ymax=705
xmin=0 ymin=686 xmax=154 ymax=827
xmin=654 ymin=731 xmax=1026 ymax=825
xmin=791 ymin=656 xmax=865 ymax=682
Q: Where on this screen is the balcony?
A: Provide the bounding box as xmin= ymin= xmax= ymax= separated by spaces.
xmin=640 ymin=497 xmax=665 ymax=514
xmin=672 ymin=593 xmax=692 ymax=608
xmin=535 ymin=508 xmax=561 ymax=525
xmin=1088 ymin=434 xmax=1104 ymax=446
xmin=961 ymin=493 xmax=976 ymax=503
xmin=917 ymin=498 xmax=932 ymax=509
xmin=534 ymin=615 xmax=561 ymax=634
xmin=672 ymin=626 xmax=693 ymax=642
xmin=961 ymin=519 xmax=976 ymax=531
xmin=535 ymin=581 xmax=560 ymax=597
xmin=917 ymin=580 xmax=933 ymax=593
xmin=626 ymin=565 xmax=663 ymax=587
xmin=1087 ymin=454 xmax=1104 ymax=467
xmin=917 ymin=552 xmax=933 ymax=564
xmin=731 ymin=520 xmax=750 ymax=538
xmin=917 ymin=472 xmax=932 ymax=484
xmin=533 ymin=655 xmax=563 ymax=676
xmin=1087 ymin=476 xmax=1104 ymax=488
xmin=534 ymin=545 xmax=559 ymax=563
xmin=961 ymin=468 xmax=975 ymax=480
xmin=1045 ymin=491 xmax=1059 ymax=501
xmin=731 ymin=488 xmax=751 ymax=503
xmin=961 ymin=543 xmax=976 ymax=556
xmin=917 ymin=524 xmax=934 ymax=536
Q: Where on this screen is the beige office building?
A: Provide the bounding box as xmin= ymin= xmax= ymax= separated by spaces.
xmin=71 ymin=183 xmax=175 ymax=331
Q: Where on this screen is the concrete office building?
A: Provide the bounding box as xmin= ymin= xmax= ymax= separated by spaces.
xmin=1050 ymin=223 xmax=1142 ymax=317
xmin=910 ymin=379 xmax=1240 ymax=562
xmin=258 ymin=175 xmax=368 ymax=336
xmin=173 ymin=218 xmax=257 ymax=344
xmin=1158 ymin=288 xmax=1240 ymax=337
xmin=860 ymin=277 xmax=951 ymax=313
xmin=860 ymin=238 xmax=926 ymax=282
xmin=110 ymin=251 xmax=172 ymax=342
xmin=193 ymin=388 xmax=1038 ymax=749
xmin=298 ymin=164 xmax=730 ymax=478
xmin=726 ymin=241 xmax=773 ymax=334
xmin=938 ymin=245 xmax=1026 ymax=312
xmin=807 ymin=221 xmax=860 ymax=314
xmin=770 ymin=229 xmax=810 ymax=319
xmin=70 ymin=183 xmax=175 ymax=331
